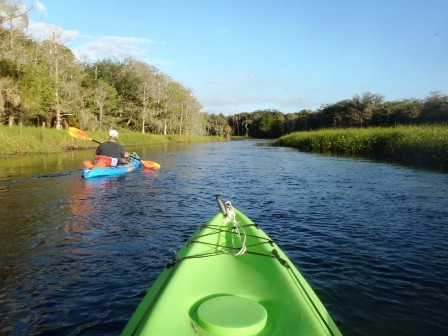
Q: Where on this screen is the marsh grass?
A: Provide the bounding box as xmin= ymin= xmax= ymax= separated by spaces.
xmin=275 ymin=125 xmax=448 ymax=171
xmin=0 ymin=126 xmax=224 ymax=156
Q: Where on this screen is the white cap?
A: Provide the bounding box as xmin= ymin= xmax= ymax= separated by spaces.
xmin=109 ymin=129 xmax=118 ymax=138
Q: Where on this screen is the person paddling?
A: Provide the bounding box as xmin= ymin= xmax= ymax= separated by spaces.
xmin=95 ymin=130 xmax=130 ymax=166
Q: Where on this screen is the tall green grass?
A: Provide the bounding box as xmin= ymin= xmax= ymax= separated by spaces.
xmin=0 ymin=126 xmax=224 ymax=156
xmin=275 ymin=125 xmax=448 ymax=171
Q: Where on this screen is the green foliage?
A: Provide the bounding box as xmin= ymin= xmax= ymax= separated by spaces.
xmin=0 ymin=58 xmax=20 ymax=78
xmin=2 ymin=1 xmax=447 ymax=140
xmin=275 ymin=126 xmax=448 ymax=171
xmin=0 ymin=125 xmax=76 ymax=155
xmin=420 ymin=92 xmax=448 ymax=123
xmin=205 ymin=113 xmax=232 ymax=137
xmin=227 ymin=92 xmax=448 ymax=139
xmin=18 ymin=63 xmax=56 ymax=122
xmin=0 ymin=5 xmax=206 ymax=135
xmin=0 ymin=125 xmax=225 ymax=156
xmin=258 ymin=113 xmax=276 ymax=137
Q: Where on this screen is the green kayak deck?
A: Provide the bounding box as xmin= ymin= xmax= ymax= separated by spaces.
xmin=122 ymin=199 xmax=342 ymax=336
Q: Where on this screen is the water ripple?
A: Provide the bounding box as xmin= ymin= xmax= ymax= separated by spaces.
xmin=1 ymin=141 xmax=447 ymax=335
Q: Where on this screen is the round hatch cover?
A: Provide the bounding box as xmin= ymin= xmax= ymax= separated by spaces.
xmin=197 ymin=295 xmax=267 ymax=336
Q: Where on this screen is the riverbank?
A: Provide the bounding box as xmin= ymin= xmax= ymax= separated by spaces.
xmin=0 ymin=126 xmax=225 ymax=156
xmin=275 ymin=125 xmax=448 ymax=171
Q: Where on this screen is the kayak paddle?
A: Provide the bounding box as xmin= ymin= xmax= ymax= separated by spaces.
xmin=68 ymin=127 xmax=161 ymax=169
xmin=69 ymin=127 xmax=101 ymax=144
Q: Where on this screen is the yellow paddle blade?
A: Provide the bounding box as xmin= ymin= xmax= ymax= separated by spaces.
xmin=83 ymin=160 xmax=93 ymax=169
xmin=141 ymin=160 xmax=161 ymax=169
xmin=69 ymin=127 xmax=93 ymax=141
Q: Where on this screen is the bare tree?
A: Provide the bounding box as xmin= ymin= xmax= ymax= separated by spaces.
xmin=0 ymin=0 xmax=30 ymax=50
xmin=43 ymin=25 xmax=83 ymax=129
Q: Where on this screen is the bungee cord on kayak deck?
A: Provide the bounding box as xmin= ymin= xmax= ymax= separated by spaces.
xmin=165 ymin=200 xmax=339 ymax=336
xmin=167 ymin=224 xmax=276 ymax=268
xmin=167 ymin=200 xmax=308 ymax=268
xmin=166 ymin=201 xmax=288 ymax=267
xmin=123 ymin=198 xmax=342 ymax=335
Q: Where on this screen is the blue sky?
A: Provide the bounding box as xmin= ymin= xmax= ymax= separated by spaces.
xmin=27 ymin=0 xmax=447 ymax=115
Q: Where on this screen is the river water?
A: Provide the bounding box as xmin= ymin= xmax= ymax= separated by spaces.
xmin=0 ymin=140 xmax=447 ymax=336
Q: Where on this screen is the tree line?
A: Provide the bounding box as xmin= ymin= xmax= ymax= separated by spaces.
xmin=227 ymin=91 xmax=448 ymax=138
xmin=0 ymin=0 xmax=222 ymax=136
xmin=2 ymin=1 xmax=446 ymax=140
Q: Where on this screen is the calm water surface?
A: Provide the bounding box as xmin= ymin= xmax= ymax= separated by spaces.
xmin=0 ymin=140 xmax=447 ymax=336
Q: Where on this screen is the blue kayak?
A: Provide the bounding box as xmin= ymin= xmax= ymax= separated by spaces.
xmin=82 ymin=154 xmax=141 ymax=178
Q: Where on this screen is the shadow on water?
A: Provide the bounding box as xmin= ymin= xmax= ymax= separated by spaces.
xmin=1 ymin=140 xmax=447 ymax=335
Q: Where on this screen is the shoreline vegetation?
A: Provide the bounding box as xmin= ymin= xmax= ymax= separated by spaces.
xmin=2 ymin=125 xmax=447 ymax=172
xmin=275 ymin=125 xmax=448 ymax=171
xmin=0 ymin=125 xmax=225 ymax=156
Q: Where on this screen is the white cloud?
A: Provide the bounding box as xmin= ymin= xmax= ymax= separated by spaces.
xmin=27 ymin=20 xmax=80 ymax=42
xmin=73 ymin=36 xmax=153 ymax=61
xmin=141 ymin=57 xmax=171 ymax=68
xmin=34 ymin=0 xmax=46 ymax=12
xmin=27 ymin=21 xmax=48 ymax=40
xmin=27 ymin=20 xmax=154 ymax=61
xmin=199 ymin=91 xmax=317 ymax=115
